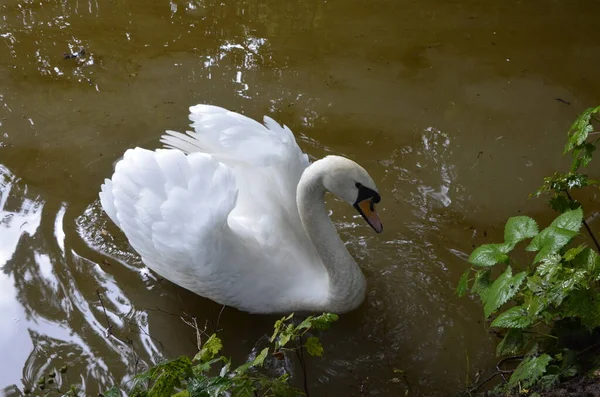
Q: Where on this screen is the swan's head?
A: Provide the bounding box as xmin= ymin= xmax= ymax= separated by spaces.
xmin=321 ymin=155 xmax=383 ymax=233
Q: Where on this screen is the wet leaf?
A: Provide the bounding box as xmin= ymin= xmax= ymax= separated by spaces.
xmin=508 ymin=354 xmax=552 ymax=389
xmin=235 ymin=347 xmax=269 ymax=374
xmin=504 ymin=216 xmax=539 ymax=245
xmin=571 ymin=142 xmax=596 ymax=172
xmin=270 ymin=313 xmax=294 ymax=342
xmin=310 ymin=313 xmax=339 ymax=330
xmin=484 ymin=267 xmax=527 ymax=317
xmin=527 ymin=208 xmax=582 ymax=263
xmin=469 ymin=243 xmax=512 ymax=267
xmin=456 ymin=269 xmax=470 ymax=297
xmin=491 ymin=306 xmax=532 ymax=329
xmin=563 ymin=244 xmax=586 ymax=261
xmin=496 ymin=329 xmax=527 ymax=356
xmin=548 ymin=195 xmax=578 ymax=213
xmin=472 ymin=269 xmax=492 ymax=302
xmin=305 ymin=337 xmax=324 ymax=357
xmin=194 ymin=334 xmax=223 ymax=363
xmin=564 ymin=105 xmax=600 ymax=153
xmin=102 ymin=387 xmax=123 ymax=397
xmin=536 ymin=254 xmax=561 ymax=281
xmin=551 ymin=207 xmax=583 ymax=232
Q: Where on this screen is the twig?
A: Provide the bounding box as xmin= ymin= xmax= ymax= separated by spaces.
xmin=294 ymin=334 xmax=310 ymax=397
xmin=97 ymin=290 xmax=142 ymax=375
xmin=97 ymin=289 xmax=114 ymax=337
xmin=180 ymin=313 xmax=209 ymax=351
xmin=565 ymin=191 xmax=600 ymax=252
xmin=466 ymin=356 xmax=523 ymax=393
xmin=214 ymin=305 xmax=226 ymax=332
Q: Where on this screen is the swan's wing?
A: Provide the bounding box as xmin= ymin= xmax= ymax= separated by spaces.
xmin=160 ymin=105 xmax=310 ymax=221
xmin=99 ymin=147 xmax=239 ymax=293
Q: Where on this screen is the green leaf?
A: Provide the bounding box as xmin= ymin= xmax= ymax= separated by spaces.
xmin=551 ymin=207 xmax=583 ymax=232
xmin=234 ymin=347 xmax=269 ymax=375
xmin=469 ymin=243 xmax=512 ymax=267
xmin=277 ymin=324 xmax=294 ymax=348
xmin=270 ymin=313 xmax=294 ymax=342
xmin=571 ymin=142 xmax=596 ymax=171
xmin=194 ymin=334 xmax=223 ymax=363
xmin=548 ymin=194 xmax=578 ymax=213
xmin=508 ymin=354 xmax=552 ymax=389
xmin=571 ymin=247 xmax=600 ymax=276
xmin=564 ymin=244 xmax=586 ymax=261
xmin=563 ymin=290 xmax=600 ymax=329
xmin=253 ymin=347 xmax=269 ymax=366
xmin=564 ymin=105 xmax=600 ymax=154
xmin=526 ymin=208 xmax=583 ymax=263
xmin=491 ymin=306 xmax=533 ymax=329
xmin=231 ymin=379 xmax=256 ymax=397
xmin=504 ymin=216 xmax=539 ymax=245
xmin=456 ymin=269 xmax=470 ymax=297
xmin=472 ymin=269 xmax=492 ymax=302
xmin=310 ymin=313 xmax=339 ymax=330
xmin=496 ymin=329 xmax=527 ymax=356
xmin=484 ymin=267 xmax=527 ymax=317
xmin=304 ymin=337 xmax=324 ymax=357
xmin=102 ymin=387 xmax=122 ymax=397
xmin=536 ymin=254 xmax=562 ymax=281
xmin=144 ymin=356 xmax=192 ymax=397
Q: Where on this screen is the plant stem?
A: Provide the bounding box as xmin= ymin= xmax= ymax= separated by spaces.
xmin=564 ymin=191 xmax=600 ymax=252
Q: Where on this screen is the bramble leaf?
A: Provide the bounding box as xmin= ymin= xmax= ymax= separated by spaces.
xmin=270 ymin=313 xmax=294 ymax=342
xmin=456 ymin=269 xmax=470 ymax=297
xmin=491 ymin=306 xmax=533 ymax=329
xmin=194 ymin=335 xmax=223 ymax=363
xmin=564 ymin=244 xmax=586 ymax=261
xmin=305 ymin=337 xmax=324 ymax=357
xmin=469 ymin=243 xmax=512 ymax=267
xmin=508 ymin=354 xmax=552 ymax=389
xmin=527 ymin=208 xmax=582 ymax=263
xmin=564 ymin=105 xmax=600 ymax=154
xmin=563 ymin=290 xmax=600 ymax=329
xmin=310 ymin=313 xmax=339 ymax=330
xmin=234 ymin=347 xmax=269 ymax=375
xmin=472 ymin=269 xmax=492 ymax=302
xmin=548 ymin=194 xmax=578 ymax=213
xmin=504 ymin=216 xmax=539 ymax=245
xmin=536 ymin=254 xmax=561 ymax=281
xmin=484 ymin=267 xmax=527 ymax=317
xmin=571 ymin=142 xmax=596 ymax=171
xmin=551 ymin=207 xmax=583 ymax=232
xmin=496 ymin=329 xmax=527 ymax=356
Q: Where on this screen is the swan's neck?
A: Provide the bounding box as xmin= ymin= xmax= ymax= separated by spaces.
xmin=296 ymin=160 xmax=366 ymax=313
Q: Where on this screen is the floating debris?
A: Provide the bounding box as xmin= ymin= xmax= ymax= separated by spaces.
xmin=63 ymin=49 xmax=85 ymax=60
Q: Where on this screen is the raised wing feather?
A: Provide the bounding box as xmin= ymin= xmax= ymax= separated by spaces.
xmin=99 ymin=148 xmax=238 ymax=294
xmin=160 ymin=105 xmax=310 ymax=220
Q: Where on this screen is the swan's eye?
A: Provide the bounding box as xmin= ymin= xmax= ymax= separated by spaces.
xmin=355 ymin=182 xmax=362 ymax=188
xmin=370 ymin=201 xmax=375 ymax=212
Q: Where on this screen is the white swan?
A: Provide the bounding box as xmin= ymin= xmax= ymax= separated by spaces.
xmin=99 ymin=105 xmax=382 ymax=314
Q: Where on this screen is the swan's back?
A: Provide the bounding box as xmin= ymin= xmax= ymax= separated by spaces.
xmin=100 ymin=105 xmax=327 ymax=312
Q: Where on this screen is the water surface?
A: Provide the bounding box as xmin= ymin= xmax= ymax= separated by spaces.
xmin=1 ymin=0 xmax=599 ymax=395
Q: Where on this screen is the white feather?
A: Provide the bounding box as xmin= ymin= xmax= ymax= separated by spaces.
xmin=100 ymin=104 xmax=377 ymax=313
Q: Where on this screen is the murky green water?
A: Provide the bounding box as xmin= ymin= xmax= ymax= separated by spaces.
xmin=1 ymin=0 xmax=599 ymax=395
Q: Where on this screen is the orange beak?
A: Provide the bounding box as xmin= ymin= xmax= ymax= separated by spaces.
xmin=355 ymin=198 xmax=383 ymax=233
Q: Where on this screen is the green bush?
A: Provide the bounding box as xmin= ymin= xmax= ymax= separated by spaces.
xmin=103 ymin=313 xmax=338 ymax=397
xmin=457 ymin=106 xmax=600 ymax=394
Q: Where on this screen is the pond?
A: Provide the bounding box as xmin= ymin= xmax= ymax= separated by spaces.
xmin=1 ymin=0 xmax=599 ymax=395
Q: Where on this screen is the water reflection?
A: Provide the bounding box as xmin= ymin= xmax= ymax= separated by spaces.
xmin=0 ymin=164 xmax=165 ymax=394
